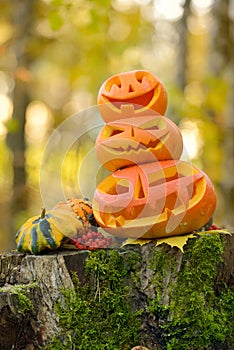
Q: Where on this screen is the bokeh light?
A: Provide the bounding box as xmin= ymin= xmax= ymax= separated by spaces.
xmin=25 ymin=101 xmax=53 ymax=143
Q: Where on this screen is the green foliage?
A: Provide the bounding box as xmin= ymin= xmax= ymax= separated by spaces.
xmin=167 ymin=75 xmax=228 ymax=184
xmin=5 ymin=118 xmax=20 ymax=134
xmin=49 ymin=10 xmax=64 ymax=31
xmin=45 ymin=249 xmax=141 ymax=349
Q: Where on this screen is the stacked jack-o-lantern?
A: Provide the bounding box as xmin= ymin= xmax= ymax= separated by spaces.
xmin=93 ymin=70 xmax=217 ymax=239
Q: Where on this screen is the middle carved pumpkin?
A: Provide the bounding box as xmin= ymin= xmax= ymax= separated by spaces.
xmin=93 ymin=160 xmax=216 ymax=239
xmin=96 ymin=115 xmax=183 ymax=172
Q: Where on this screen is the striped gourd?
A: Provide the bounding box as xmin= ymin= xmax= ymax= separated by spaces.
xmin=15 ymin=207 xmax=83 ymax=254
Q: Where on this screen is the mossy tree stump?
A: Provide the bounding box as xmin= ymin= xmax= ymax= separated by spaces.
xmin=0 ymin=232 xmax=233 ymax=350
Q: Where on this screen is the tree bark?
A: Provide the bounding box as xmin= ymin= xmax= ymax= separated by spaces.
xmin=221 ymin=2 xmax=234 ymax=227
xmin=176 ymin=0 xmax=191 ymax=90
xmin=211 ymin=0 xmax=234 ymax=227
xmin=0 ymin=232 xmax=233 ymax=350
xmin=0 ymin=250 xmax=89 ymax=349
xmin=7 ymin=0 xmax=35 ymax=213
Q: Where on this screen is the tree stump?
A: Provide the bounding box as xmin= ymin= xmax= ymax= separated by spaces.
xmin=0 ymin=232 xmax=233 ymax=350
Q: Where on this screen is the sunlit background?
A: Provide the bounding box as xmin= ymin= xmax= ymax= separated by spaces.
xmin=0 ymin=0 xmax=233 ymax=252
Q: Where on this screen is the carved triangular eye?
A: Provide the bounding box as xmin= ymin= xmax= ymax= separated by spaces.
xmin=134 ymin=174 xmax=146 ymax=199
xmin=135 ymin=71 xmax=151 ymax=86
xmin=136 ymin=76 xmax=143 ymax=83
xmin=105 ymin=76 xmax=122 ymax=92
xmin=140 ymin=118 xmax=166 ymax=130
xmin=101 ymin=125 xmax=125 ymax=139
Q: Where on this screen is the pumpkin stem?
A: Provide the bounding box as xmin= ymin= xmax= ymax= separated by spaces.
xmin=41 ymin=207 xmax=46 ymax=219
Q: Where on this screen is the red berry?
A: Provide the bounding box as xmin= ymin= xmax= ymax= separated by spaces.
xmin=87 ymin=232 xmax=93 ymax=239
xmin=98 ymin=239 xmax=106 ymax=247
xmin=208 ymin=224 xmax=220 ymax=230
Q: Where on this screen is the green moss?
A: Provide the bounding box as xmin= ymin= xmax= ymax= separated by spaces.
xmin=45 ymin=233 xmax=234 ymax=349
xmin=45 ymin=249 xmax=141 ymax=350
xmin=147 ymin=233 xmax=234 ymax=350
xmin=0 ymin=283 xmax=36 ymax=314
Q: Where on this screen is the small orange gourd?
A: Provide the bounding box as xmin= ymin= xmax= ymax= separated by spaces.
xmin=54 ymin=197 xmax=98 ymax=226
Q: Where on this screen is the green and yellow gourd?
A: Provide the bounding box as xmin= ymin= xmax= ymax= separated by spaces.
xmin=16 ymin=207 xmax=83 ymax=254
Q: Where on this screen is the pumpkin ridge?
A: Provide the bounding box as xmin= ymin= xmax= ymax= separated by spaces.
xmin=15 ymin=228 xmax=21 ymax=239
xmin=39 ymin=220 xmax=58 ymax=249
xmin=16 ymin=228 xmax=27 ymax=252
xmin=31 ymin=226 xmax=40 ymax=254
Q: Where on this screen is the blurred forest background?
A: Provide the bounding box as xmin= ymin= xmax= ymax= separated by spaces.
xmin=0 ymin=0 xmax=233 ymax=253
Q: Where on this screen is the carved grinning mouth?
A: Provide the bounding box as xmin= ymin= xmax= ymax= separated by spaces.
xmin=103 ymin=88 xmax=157 ymax=110
xmin=101 ymin=133 xmax=169 ymax=154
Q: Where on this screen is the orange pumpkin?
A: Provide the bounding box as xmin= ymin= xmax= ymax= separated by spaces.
xmin=93 ymin=160 xmax=216 ymax=238
xmin=97 ymin=70 xmax=168 ymax=122
xmin=95 ymin=115 xmax=183 ymax=171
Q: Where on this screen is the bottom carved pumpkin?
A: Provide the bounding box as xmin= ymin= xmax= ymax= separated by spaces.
xmin=93 ymin=160 xmax=216 ymax=239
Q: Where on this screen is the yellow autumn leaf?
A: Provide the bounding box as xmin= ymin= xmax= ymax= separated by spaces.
xmin=155 ymin=233 xmax=195 ymax=252
xmin=155 ymin=229 xmax=231 ymax=252
xmin=122 ymin=234 xmax=194 ymax=252
xmin=121 ymin=229 xmax=231 ymax=251
xmin=197 ymin=229 xmax=231 ymax=236
xmin=121 ymin=238 xmax=153 ymax=246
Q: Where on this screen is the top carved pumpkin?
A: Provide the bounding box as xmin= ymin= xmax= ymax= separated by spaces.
xmin=97 ymin=70 xmax=168 ymax=122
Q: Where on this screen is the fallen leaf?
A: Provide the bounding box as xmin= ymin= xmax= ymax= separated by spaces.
xmin=197 ymin=229 xmax=231 ymax=236
xmin=121 ymin=229 xmax=231 ymax=251
xmin=155 ymin=233 xmax=195 ymax=252
xmin=121 ymin=238 xmax=153 ymax=246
